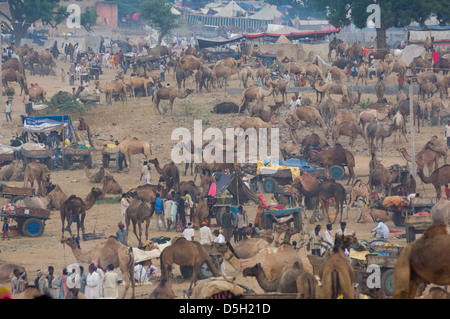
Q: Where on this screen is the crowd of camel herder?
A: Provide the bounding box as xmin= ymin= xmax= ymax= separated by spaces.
xmin=2 ymin=36 xmax=450 ymax=300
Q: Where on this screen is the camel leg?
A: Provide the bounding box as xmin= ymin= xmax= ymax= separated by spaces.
xmin=80 ymin=213 xmax=86 ymax=240
xmin=145 ymin=218 xmax=150 ymax=242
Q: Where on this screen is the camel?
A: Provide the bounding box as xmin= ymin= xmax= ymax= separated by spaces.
xmin=335 ymin=109 xmax=358 ymax=126
xmin=243 ymin=262 xmax=318 ymax=298
xmin=396 ymin=89 xmax=408 ymax=102
xmin=94 ymin=80 xmax=127 ymax=105
xmin=368 ymin=162 xmax=400 ymax=196
xmin=319 ymin=234 xmax=358 ymax=299
xmin=391 ymin=111 xmax=408 ymax=144
xmin=393 ymin=223 xmax=450 ymax=299
xmin=152 ymin=87 xmax=193 ymax=115
xmin=149 ymin=158 xmax=180 ymax=192
xmin=37 ymin=49 xmax=56 ymax=70
xmin=118 ymin=138 xmax=152 ymax=170
xmin=300 ymin=133 xmax=329 ymax=149
xmin=84 ymin=165 xmax=105 ymax=183
xmin=194 ymin=64 xmax=212 ymax=93
xmin=148 ymin=278 xmax=175 ymax=299
xmin=268 ymin=78 xmax=287 ymax=103
xmin=126 ymin=183 xmax=162 ymax=204
xmin=314 ymin=80 xmax=349 ymax=102
xmin=357 ymin=208 xmax=391 ymax=223
xmin=3 ymin=58 xmax=26 ymax=78
xmin=175 ymin=66 xmax=191 ymax=91
xmin=349 ymin=179 xmax=371 ymax=208
xmin=332 ymin=120 xmax=370 ymax=148
xmin=160 ymin=237 xmax=221 ymax=292
xmin=46 ymin=184 xmax=68 ymax=210
xmin=239 ymin=86 xmax=272 ymax=113
xmin=417 ymin=165 xmax=450 ymax=200
xmin=250 ymin=101 xmax=280 ymax=123
xmin=318 ymin=98 xmax=337 ymax=127
xmin=125 ymin=193 xmax=154 ymax=247
xmin=293 ymin=178 xmax=347 ymax=224
xmin=100 ymin=174 xmax=123 ymax=197
xmin=430 ymin=198 xmax=450 ymax=226
xmin=23 ymin=162 xmax=51 ymax=196
xmin=357 ymin=108 xmax=389 ymax=131
xmin=328 ymin=37 xmax=344 ymax=61
xmin=2 ymin=68 xmax=28 ymax=96
xmin=0 ymin=163 xmax=23 ymax=181
xmin=439 ymin=75 xmax=450 ymax=98
xmin=423 ymin=97 xmax=445 ymax=126
xmin=303 ymin=64 xmax=324 ymax=84
xmin=305 ymin=144 xmax=356 ymax=185
xmin=423 ymin=136 xmax=448 ymax=166
xmin=410 ymin=56 xmax=432 ymax=75
xmin=231 ymin=237 xmax=271 ymax=259
xmin=397 ymin=147 xmax=440 ymax=176
xmin=387 ymin=60 xmax=408 ymax=78
xmin=117 ymin=71 xmax=153 ymax=98
xmin=285 ymin=105 xmax=328 ymax=137
xmin=366 ymin=119 xmax=395 ymax=154
xmin=211 ymin=65 xmax=239 ymax=91
xmin=336 ymin=42 xmax=349 ymax=59
xmin=27 ymin=84 xmax=46 ymax=102
xmin=375 ymin=79 xmax=385 ymax=102
xmin=239 ymin=65 xmax=254 ymax=88
xmin=177 ymin=54 xmax=203 ymax=72
xmin=211 ymin=241 xmax=313 ymax=280
xmin=418 ymin=79 xmax=438 ymax=102
xmin=235 ymin=116 xmax=274 ymax=135
xmin=433 ymin=57 xmax=450 ymax=75
xmin=356 ymin=63 xmax=369 ymax=85
xmin=285 ymin=62 xmax=303 ymax=75
xmin=61 ymin=236 xmax=135 ymax=299
xmin=60 ymin=187 xmax=103 ymax=239
xmin=215 ymin=56 xmax=240 ymax=69
xmin=342 ymin=90 xmax=361 ymax=107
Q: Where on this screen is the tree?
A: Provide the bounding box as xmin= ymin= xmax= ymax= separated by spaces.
xmin=81 ymin=6 xmax=98 ymax=32
xmin=0 ymin=0 xmax=60 ymax=43
xmin=312 ymin=0 xmax=447 ymax=49
xmin=42 ymin=5 xmax=68 ymax=36
xmin=141 ymin=0 xmax=180 ymax=55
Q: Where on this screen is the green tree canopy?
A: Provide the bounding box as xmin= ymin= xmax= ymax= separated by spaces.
xmin=312 ymin=0 xmax=448 ymax=49
xmin=81 ymin=6 xmax=98 ymax=32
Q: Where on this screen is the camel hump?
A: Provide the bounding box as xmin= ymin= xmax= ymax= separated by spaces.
xmin=68 ymin=194 xmax=78 ymax=200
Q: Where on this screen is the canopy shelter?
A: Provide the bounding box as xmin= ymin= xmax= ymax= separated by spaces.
xmin=197 ymin=34 xmax=245 ymax=49
xmin=215 ymin=173 xmax=259 ymax=205
xmin=243 ymin=28 xmax=341 ymax=40
xmin=248 ymin=5 xmax=283 ymax=21
xmin=214 ymin=0 xmax=246 ymax=18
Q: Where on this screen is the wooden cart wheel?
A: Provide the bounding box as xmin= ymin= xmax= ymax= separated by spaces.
xmin=392 ymin=210 xmax=406 ymax=227
xmin=406 ymin=226 xmax=416 ymax=243
xmin=381 ymin=268 xmax=394 ymax=297
xmin=22 ymin=218 xmax=45 ymax=237
xmin=263 ymin=177 xmax=277 ymax=193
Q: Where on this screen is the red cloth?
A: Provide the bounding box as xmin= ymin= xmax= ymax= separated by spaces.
xmin=433 ymin=51 xmax=440 ymax=63
xmin=398 ymin=76 xmax=404 ymax=84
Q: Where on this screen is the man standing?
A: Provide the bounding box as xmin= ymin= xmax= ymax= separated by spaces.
xmin=335 ymin=222 xmax=347 ymax=237
xmin=445 ymin=120 xmax=450 ymax=148
xmin=116 ymin=222 xmax=127 ymax=246
xmin=47 ymin=266 xmax=58 ymax=299
xmin=5 ymin=101 xmax=12 ymax=122
xmin=160 ymin=63 xmax=166 ymax=82
xmin=199 ymin=221 xmax=213 ymax=245
xmin=221 ymin=206 xmax=235 ymax=242
xmin=155 ymin=193 xmax=166 ymax=231
xmin=213 ymin=229 xmax=227 ymax=276
xmin=85 ymin=263 xmax=100 ymax=299
xmin=235 ymin=206 xmax=248 ymax=242
xmin=140 ymin=161 xmax=151 ymax=185
xmin=322 ymin=223 xmax=334 ymax=255
xmin=103 ymin=264 xmax=118 ymax=299
xmin=307 ymin=225 xmax=323 ymax=257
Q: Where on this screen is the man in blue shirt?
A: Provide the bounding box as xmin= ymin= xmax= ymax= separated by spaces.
xmin=155 ymin=193 xmax=166 ymax=231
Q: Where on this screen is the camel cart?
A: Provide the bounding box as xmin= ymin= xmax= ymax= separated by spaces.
xmin=0 ymin=183 xmax=35 ymax=203
xmin=404 ymin=213 xmax=432 ymax=243
xmin=262 ymin=207 xmax=303 ymax=232
xmin=0 ymin=205 xmax=50 ymax=237
xmin=350 ymin=242 xmax=403 ymax=297
xmin=21 ymin=148 xmax=53 ymax=170
xmin=62 ymin=146 xmax=92 ymax=170
xmin=101 ymin=142 xmax=120 ymax=168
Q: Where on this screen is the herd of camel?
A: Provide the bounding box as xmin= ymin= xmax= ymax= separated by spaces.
xmin=3 ymin=36 xmax=450 ymax=299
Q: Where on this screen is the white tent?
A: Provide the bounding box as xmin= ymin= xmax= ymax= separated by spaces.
xmin=171 ymin=7 xmax=181 ymax=15
xmin=214 ymin=0 xmax=246 ymax=17
xmin=399 ymin=45 xmax=427 ymax=65
xmin=249 ymin=5 xmax=283 ymax=21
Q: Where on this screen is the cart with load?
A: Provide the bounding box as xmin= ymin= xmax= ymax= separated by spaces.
xmin=404 ymin=213 xmax=432 ymax=243
xmin=62 ymin=146 xmax=92 ymax=169
xmin=21 ymin=145 xmax=53 ymax=170
xmin=102 ymin=141 xmax=120 ymax=168
xmin=1 ymin=204 xmax=50 ymax=237
xmin=0 ymin=183 xmax=35 ymax=203
xmin=262 ymin=206 xmax=303 ymax=232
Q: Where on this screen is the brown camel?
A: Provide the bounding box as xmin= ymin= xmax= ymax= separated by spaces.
xmin=239 ymin=85 xmax=272 ymax=113
xmin=125 ymin=193 xmax=154 ymax=246
xmin=61 ymin=236 xmax=135 ymax=299
xmin=368 ymin=162 xmax=400 ymax=196
xmin=328 ymin=65 xmax=347 ymax=82
xmin=94 ymin=80 xmax=127 ymax=105
xmin=285 ymin=105 xmax=329 ymax=137
xmin=0 ymin=163 xmax=23 ymax=181
xmin=243 ymin=262 xmax=318 ymax=298
xmin=328 ymin=37 xmax=344 ymax=61
xmin=293 ymin=178 xmax=347 ymax=224
xmin=211 ymin=65 xmax=239 ymax=91
xmin=231 ymin=237 xmax=270 ymax=259
xmin=314 ymin=80 xmax=349 ymax=102
xmin=305 ymin=64 xmax=324 ymax=84
xmin=439 ymin=75 xmax=449 ymax=98
xmin=215 ymin=56 xmax=240 ymax=69
xmin=46 ymin=184 xmax=68 ymax=210
xmin=392 ymin=111 xmax=408 ymax=143
xmin=152 ymin=87 xmax=193 ymax=115
xmin=387 ymin=60 xmax=408 ymax=78
xmin=357 ymin=108 xmax=389 ymax=131
xmin=192 ymin=196 xmax=210 ymax=227
xmin=423 ymin=136 xmax=448 ymax=166
xmin=148 ymin=278 xmax=175 ymax=299
xmin=126 ymin=183 xmax=162 ymax=204
xmin=306 ymin=144 xmax=356 ymax=185
xmin=342 ymin=90 xmax=362 ymax=107
xmin=356 ymin=63 xmax=369 ymax=85
xmin=28 ymin=84 xmax=46 ymax=102
xmin=149 ymin=158 xmax=180 ymax=193
xmin=423 ymin=96 xmax=445 ymax=126
xmin=160 ymin=237 xmax=221 ymax=292
xmin=60 ymin=187 xmax=103 ymax=239
xmin=397 ymin=147 xmax=440 ymax=176
xmin=335 ymin=109 xmax=358 ymax=126
xmin=332 ymin=120 xmax=370 ymax=148
xmin=177 ymin=54 xmax=204 ymax=72
xmin=23 ymin=162 xmax=51 ymax=196
xmin=349 ymin=179 xmax=371 ymax=208
xmin=118 ymin=138 xmax=152 ymax=170
xmin=319 ymin=234 xmax=358 ymax=299
xmin=117 ymin=71 xmax=152 ymax=97
xmin=100 ymin=174 xmax=123 ymax=197
xmin=268 ymin=78 xmax=287 ymax=103
xmin=38 ymin=49 xmax=56 ymax=70
xmin=418 ymin=79 xmax=438 ymax=102
xmin=2 ymin=68 xmax=28 ymax=96
xmin=417 ymin=165 xmax=450 ymax=199
xmin=366 ymin=119 xmax=395 ymax=154
xmin=250 ymin=101 xmax=280 ymax=123
xmin=393 ymin=223 xmax=450 ymax=299
xmin=235 ymin=116 xmax=274 ymax=134
xmin=83 ymin=165 xmax=105 ymax=183
xmin=211 ymin=241 xmax=313 ymax=280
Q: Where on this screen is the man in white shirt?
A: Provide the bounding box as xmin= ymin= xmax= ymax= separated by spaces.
xmin=213 ymin=229 xmax=226 ymax=276
xmin=322 ymin=223 xmax=334 ymax=255
xmin=140 ymin=161 xmax=151 ymax=185
xmin=199 ymin=221 xmax=213 ymax=245
xmin=372 ymin=218 xmax=389 ymax=239
xmin=85 ymin=263 xmax=100 ymax=299
xmin=335 ymin=222 xmax=347 ymax=237
xmin=289 ymin=96 xmax=296 ymax=113
xmin=182 ymin=221 xmax=195 ymax=241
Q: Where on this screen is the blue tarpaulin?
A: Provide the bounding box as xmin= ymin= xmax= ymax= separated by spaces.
xmin=21 ymin=115 xmax=76 ymax=142
xmin=263 ymin=158 xmax=316 ymax=173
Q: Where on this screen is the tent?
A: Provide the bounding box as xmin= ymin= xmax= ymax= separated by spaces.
xmin=249 ymin=5 xmax=283 ymax=21
xmin=275 ymin=35 xmax=292 ymax=44
xmin=399 ymin=45 xmax=427 ymax=65
xmin=21 ymin=115 xmax=76 ymax=142
xmin=215 ymin=173 xmax=259 ymax=205
xmin=214 ymin=1 xmax=246 ymax=17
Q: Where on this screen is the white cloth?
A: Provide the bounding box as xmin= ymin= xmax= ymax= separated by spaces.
xmin=164 ymin=199 xmax=173 ymax=219
xmin=372 ymin=222 xmax=389 ymax=239
xmin=141 ymin=165 xmax=151 ymax=184
xmin=199 ymin=226 xmax=213 ymax=245
xmin=96 ymin=268 xmax=104 ymax=298
xmin=121 ymin=198 xmax=129 ymax=224
xmin=182 ymin=227 xmax=195 ymax=241
xmin=322 ymin=230 xmax=333 ymax=253
xmin=103 ymin=271 xmax=119 ymax=299
xmin=134 ymin=264 xmax=148 ymax=282
xmin=85 ymin=272 xmax=100 ymax=299
xmin=289 ymin=100 xmax=296 ymax=113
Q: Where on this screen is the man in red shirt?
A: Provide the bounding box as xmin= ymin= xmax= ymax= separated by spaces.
xmin=398 ymin=75 xmax=404 ymax=91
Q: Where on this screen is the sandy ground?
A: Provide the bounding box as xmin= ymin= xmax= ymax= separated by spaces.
xmin=0 ymin=50 xmax=446 ymax=300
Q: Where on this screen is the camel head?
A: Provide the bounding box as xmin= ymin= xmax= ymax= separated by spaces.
xmin=61 ymin=236 xmax=80 ymax=249
xmin=242 ymin=263 xmax=262 ymax=277
xmin=334 ymin=234 xmax=358 ymax=251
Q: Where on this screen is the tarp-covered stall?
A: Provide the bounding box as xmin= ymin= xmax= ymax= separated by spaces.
xmin=215 ymin=173 xmax=259 ymax=204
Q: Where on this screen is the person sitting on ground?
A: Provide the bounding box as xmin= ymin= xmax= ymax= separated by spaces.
xmin=372 ymin=218 xmax=389 ymax=239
